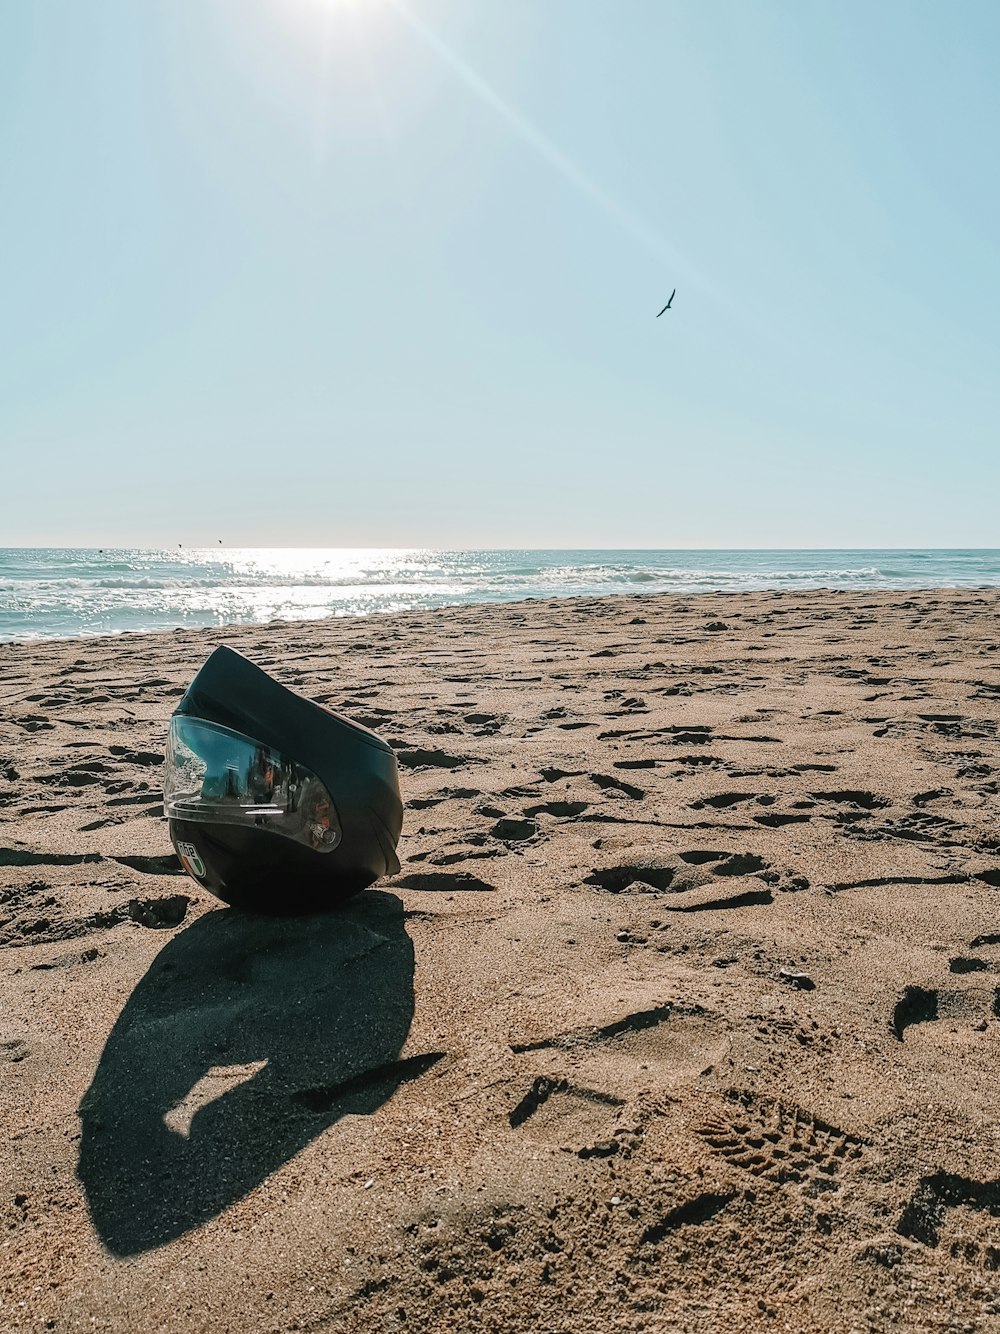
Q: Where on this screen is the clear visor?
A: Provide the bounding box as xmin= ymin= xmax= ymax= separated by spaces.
xmin=163 ymin=716 xmax=341 ymax=853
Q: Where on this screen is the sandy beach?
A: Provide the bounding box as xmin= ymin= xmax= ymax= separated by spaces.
xmin=4 ymin=587 xmax=1000 ymax=1332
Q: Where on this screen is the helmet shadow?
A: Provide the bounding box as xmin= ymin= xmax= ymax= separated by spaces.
xmin=77 ymin=890 xmax=423 ymax=1256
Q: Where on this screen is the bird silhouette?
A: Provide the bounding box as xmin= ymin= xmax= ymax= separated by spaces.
xmin=656 ymin=290 xmax=676 ymax=317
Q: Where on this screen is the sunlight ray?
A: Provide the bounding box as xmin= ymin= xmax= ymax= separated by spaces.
xmin=386 ymin=0 xmax=714 ymax=298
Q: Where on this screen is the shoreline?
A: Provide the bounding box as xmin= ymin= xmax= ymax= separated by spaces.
xmin=5 ymin=586 xmax=1000 ymax=1331
xmin=7 ymin=547 xmax=1000 ymax=646
xmin=4 ymin=579 xmax=1000 ymax=651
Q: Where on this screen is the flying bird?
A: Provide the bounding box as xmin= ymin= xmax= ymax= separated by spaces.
xmin=656 ymin=290 xmax=676 ymax=317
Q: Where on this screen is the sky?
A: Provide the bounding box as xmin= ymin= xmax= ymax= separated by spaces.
xmin=1 ymin=0 xmax=998 ymax=548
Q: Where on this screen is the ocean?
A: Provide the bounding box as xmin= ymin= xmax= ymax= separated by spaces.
xmin=1 ymin=548 xmax=999 ymax=643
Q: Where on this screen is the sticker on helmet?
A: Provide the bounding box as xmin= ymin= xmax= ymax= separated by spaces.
xmin=176 ymin=840 xmax=206 ymax=881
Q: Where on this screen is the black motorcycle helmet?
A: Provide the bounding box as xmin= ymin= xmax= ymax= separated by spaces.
xmin=162 ymin=645 xmax=402 ymax=912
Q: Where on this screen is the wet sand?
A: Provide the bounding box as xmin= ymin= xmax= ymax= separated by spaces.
xmin=3 ymin=587 xmax=1000 ymax=1332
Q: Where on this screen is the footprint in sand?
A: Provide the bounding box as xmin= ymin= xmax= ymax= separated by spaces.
xmin=522 ymin=800 xmax=589 ymax=819
xmin=490 ymin=817 xmax=538 ymax=843
xmin=394 ymin=871 xmax=494 ymax=893
xmin=111 ymin=854 xmax=183 ymax=876
xmin=696 ymin=1090 xmax=866 ymax=1195
xmin=422 ymin=843 xmax=502 ymax=866
xmin=511 ymin=1001 xmax=727 ymax=1088
xmin=127 ymin=896 xmax=190 ymax=928
xmin=589 ymin=773 xmax=646 ymax=800
xmin=890 ymin=983 xmax=993 ymax=1041
xmin=463 ymin=712 xmax=503 ymax=735
xmin=291 ymin=1052 xmax=445 ymax=1116
xmin=0 ymin=1038 xmax=30 ymax=1063
xmin=898 ymin=1171 xmax=1000 ymax=1270
xmin=507 ymin=1076 xmax=627 ymax=1159
xmin=810 ymin=789 xmax=890 ymax=811
xmin=672 ymin=754 xmax=730 ymax=771
xmin=406 ymin=787 xmax=482 ymax=812
xmin=754 ymin=811 xmax=814 ymax=828
xmin=0 ymin=846 xmax=103 ymax=868
xmin=394 ymin=747 xmax=474 ymax=771
xmin=948 ymin=956 xmax=992 ymax=975
xmin=582 ymin=850 xmax=805 ymax=911
xmin=45 ymin=766 xmax=112 ymax=788
xmin=16 ymin=716 xmax=57 ymax=732
xmin=690 ymin=792 xmax=757 ymax=810
xmin=108 ymin=746 xmax=163 ymax=767
xmin=584 ymin=864 xmax=676 ymax=893
xmin=3 ymin=903 xmax=123 ymax=949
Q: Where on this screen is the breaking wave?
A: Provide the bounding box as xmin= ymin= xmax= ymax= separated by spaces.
xmin=1 ymin=548 xmax=999 ymax=641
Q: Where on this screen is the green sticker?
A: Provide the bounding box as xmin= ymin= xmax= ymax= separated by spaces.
xmin=177 ymin=840 xmax=206 ymax=881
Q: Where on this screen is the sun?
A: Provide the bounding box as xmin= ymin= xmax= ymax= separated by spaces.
xmin=295 ymin=0 xmax=387 ymax=28
xmin=279 ymin=0 xmax=386 ymax=44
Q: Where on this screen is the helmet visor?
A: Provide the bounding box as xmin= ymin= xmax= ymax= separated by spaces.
xmin=164 ymin=716 xmax=341 ymax=853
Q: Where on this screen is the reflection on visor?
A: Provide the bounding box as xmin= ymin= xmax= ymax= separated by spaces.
xmin=164 ymin=717 xmax=341 ymax=853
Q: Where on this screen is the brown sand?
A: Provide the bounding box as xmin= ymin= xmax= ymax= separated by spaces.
xmin=3 ymin=588 xmax=1000 ymax=1332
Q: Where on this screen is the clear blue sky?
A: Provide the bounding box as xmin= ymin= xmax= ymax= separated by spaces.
xmin=2 ymin=0 xmax=998 ymax=547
